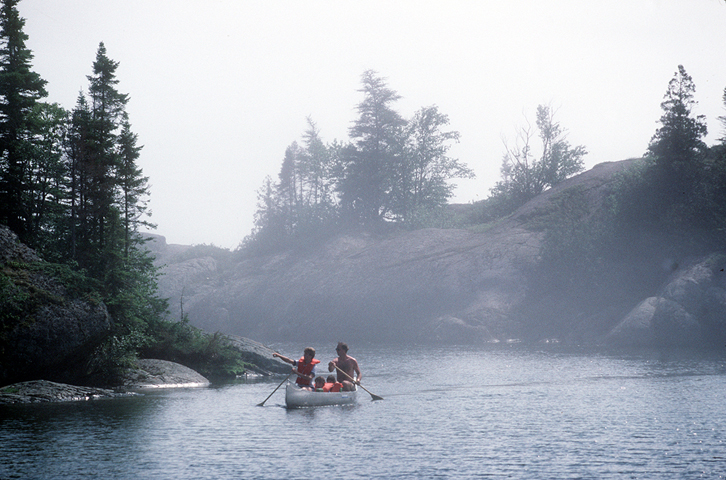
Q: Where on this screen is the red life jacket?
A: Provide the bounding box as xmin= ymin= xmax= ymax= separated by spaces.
xmin=323 ymin=382 xmax=343 ymax=392
xmin=295 ymin=357 xmax=320 ymax=386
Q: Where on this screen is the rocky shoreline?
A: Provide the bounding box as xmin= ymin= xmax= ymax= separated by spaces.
xmin=0 ymin=380 xmax=131 ymax=404
xmin=0 ymin=359 xmax=212 ymax=405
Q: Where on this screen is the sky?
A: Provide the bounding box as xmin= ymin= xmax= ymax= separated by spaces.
xmin=18 ymin=0 xmax=726 ymax=249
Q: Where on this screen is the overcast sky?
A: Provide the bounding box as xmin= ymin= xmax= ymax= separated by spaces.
xmin=18 ymin=0 xmax=726 ymax=248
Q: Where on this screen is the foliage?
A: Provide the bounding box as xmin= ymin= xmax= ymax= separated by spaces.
xmin=0 ymin=0 xmax=48 ymax=242
xmin=0 ymin=4 xmax=178 ymax=386
xmin=245 ymin=71 xmax=474 ymax=251
xmin=140 ymin=316 xmax=248 ymax=381
xmin=486 ymin=105 xmax=587 ymax=218
xmin=86 ymin=328 xmax=150 ymax=383
xmin=647 ymin=65 xmax=708 ymax=189
xmin=395 ymin=106 xmax=474 ymax=226
xmin=521 ymin=65 xmax=726 ymax=341
xmin=337 ymin=70 xmax=407 ymax=224
xmin=613 ymin=65 xmax=722 ymax=248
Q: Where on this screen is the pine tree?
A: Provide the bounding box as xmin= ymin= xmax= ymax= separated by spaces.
xmin=26 ymin=101 xmax=68 ymax=257
xmin=0 ymin=0 xmax=48 ymax=242
xmin=61 ymin=43 xmax=166 ymax=328
xmin=647 ymin=65 xmax=707 ymax=195
xmin=117 ymin=118 xmax=151 ymax=259
xmin=339 ymin=70 xmax=406 ymax=224
xmin=64 ymin=93 xmax=92 ymax=262
xmin=85 ymin=42 xmax=128 ymax=274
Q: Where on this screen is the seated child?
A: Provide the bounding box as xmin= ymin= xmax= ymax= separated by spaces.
xmin=323 ymin=374 xmax=344 ymax=392
xmin=313 ymin=376 xmax=326 ymax=392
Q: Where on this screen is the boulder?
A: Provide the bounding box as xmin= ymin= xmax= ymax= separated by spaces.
xmin=0 ymin=226 xmax=111 ymax=386
xmin=607 ymin=255 xmax=726 ymax=348
xmin=226 ymin=335 xmax=291 ymax=375
xmin=0 ymin=380 xmax=126 ymax=404
xmin=606 ymin=297 xmax=657 ymax=346
xmin=122 ymin=359 xmax=210 ymax=388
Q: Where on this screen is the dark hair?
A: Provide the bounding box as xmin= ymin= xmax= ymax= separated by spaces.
xmin=327 ymin=375 xmax=336 ymax=383
xmin=336 ymin=342 xmax=348 ymax=352
xmin=304 ymin=347 xmax=316 ymax=357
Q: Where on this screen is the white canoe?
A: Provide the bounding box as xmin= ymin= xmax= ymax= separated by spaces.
xmin=285 ymin=382 xmax=357 ymax=408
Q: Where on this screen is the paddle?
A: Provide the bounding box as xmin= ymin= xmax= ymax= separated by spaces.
xmin=256 ymin=374 xmax=291 ymax=406
xmin=333 ymin=365 xmax=383 ymax=401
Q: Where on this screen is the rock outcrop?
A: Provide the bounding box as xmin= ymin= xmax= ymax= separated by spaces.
xmin=121 ymin=359 xmax=210 ymax=388
xmin=0 ymin=226 xmax=112 ymax=386
xmin=0 ymin=359 xmax=215 ymax=403
xmin=0 ymin=380 xmax=127 ymax=404
xmin=606 ymin=255 xmax=726 ymax=348
xmin=156 ymin=159 xmax=716 ymax=347
xmin=226 ymin=335 xmax=291 ymax=375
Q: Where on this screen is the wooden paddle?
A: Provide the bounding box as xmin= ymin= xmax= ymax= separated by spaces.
xmin=256 ymin=374 xmax=291 ymax=406
xmin=333 ymin=365 xmax=383 ymax=401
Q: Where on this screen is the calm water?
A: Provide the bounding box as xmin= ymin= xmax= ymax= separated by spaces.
xmin=1 ymin=344 xmax=725 ymax=479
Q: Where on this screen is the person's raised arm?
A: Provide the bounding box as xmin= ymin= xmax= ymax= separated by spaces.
xmin=273 ymin=352 xmax=295 ymax=365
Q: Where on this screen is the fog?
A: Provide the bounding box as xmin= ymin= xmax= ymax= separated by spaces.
xmin=19 ymin=0 xmax=726 ymax=248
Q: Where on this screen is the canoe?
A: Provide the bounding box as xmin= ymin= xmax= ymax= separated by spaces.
xmin=285 ymin=382 xmax=357 ymax=408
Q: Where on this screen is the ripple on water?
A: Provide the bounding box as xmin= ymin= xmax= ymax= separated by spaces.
xmin=1 ymin=345 xmax=726 ymax=479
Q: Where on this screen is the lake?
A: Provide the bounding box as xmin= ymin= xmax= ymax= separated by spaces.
xmin=1 ymin=343 xmax=725 ymax=479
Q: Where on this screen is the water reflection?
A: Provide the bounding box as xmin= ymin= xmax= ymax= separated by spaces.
xmin=2 ymin=345 xmax=725 ymax=479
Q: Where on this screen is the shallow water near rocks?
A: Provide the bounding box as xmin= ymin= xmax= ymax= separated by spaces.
xmin=1 ymin=344 xmax=725 ymax=479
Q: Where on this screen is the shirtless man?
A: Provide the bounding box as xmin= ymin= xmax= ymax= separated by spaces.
xmin=327 ymin=342 xmax=361 ymax=391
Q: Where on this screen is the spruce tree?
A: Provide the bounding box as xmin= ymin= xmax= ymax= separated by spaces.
xmin=0 ymin=0 xmax=48 ymax=242
xmin=64 ymin=43 xmax=166 ymax=328
xmin=647 ymin=65 xmax=707 ymax=196
xmin=339 ymin=70 xmax=406 ymax=224
xmin=85 ymin=42 xmax=128 ymax=276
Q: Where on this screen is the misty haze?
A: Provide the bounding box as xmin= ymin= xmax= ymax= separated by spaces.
xmin=2 ymin=2 xmax=726 ymax=479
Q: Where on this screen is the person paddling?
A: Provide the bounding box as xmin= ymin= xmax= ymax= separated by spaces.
xmin=328 ymin=342 xmax=361 ymax=392
xmin=273 ymin=347 xmax=320 ymax=390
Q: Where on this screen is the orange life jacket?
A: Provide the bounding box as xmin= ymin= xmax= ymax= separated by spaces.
xmin=323 ymin=382 xmax=343 ymax=392
xmin=295 ymin=357 xmax=320 ymax=386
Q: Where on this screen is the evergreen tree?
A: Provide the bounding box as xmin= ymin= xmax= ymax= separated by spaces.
xmin=59 ymin=43 xmax=166 ymax=329
xmin=276 ymin=141 xmax=302 ymax=237
xmin=300 ymin=117 xmax=335 ymax=211
xmin=26 ymin=101 xmax=68 ymax=257
xmin=64 ymin=93 xmax=92 ymax=262
xmin=244 ymin=176 xmax=284 ymax=252
xmin=0 ymin=0 xmax=48 ymax=242
xmin=84 ymin=42 xmax=128 ymax=276
xmin=647 ymin=65 xmax=707 ymax=196
xmin=117 ymin=118 xmax=151 ymax=259
xmin=338 ymin=70 xmax=406 ymax=224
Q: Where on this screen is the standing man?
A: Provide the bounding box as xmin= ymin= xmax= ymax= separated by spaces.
xmin=273 ymin=347 xmax=319 ymax=390
xmin=328 ymin=342 xmax=361 ymax=391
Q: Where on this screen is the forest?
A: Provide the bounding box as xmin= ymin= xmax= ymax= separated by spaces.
xmin=0 ymin=0 xmax=245 ymax=383
xmin=2 ymin=0 xmax=726 ymax=384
